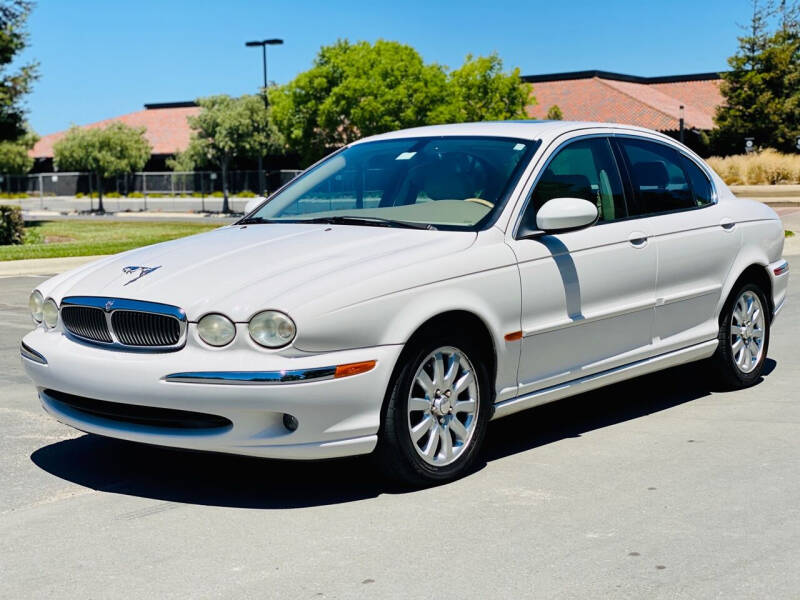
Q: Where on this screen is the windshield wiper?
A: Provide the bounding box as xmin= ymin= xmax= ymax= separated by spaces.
xmin=237 ymin=216 xmax=275 ymax=225
xmin=298 ymin=215 xmax=436 ymax=230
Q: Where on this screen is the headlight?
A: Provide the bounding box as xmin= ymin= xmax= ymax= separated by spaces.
xmin=248 ymin=311 xmax=296 ymax=348
xmin=29 ymin=290 xmax=44 ymax=323
xmin=197 ymin=313 xmax=236 ymax=347
xmin=42 ymin=298 xmax=59 ymax=329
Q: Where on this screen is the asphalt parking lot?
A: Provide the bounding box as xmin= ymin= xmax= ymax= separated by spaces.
xmin=1 ymin=256 xmax=798 ymax=598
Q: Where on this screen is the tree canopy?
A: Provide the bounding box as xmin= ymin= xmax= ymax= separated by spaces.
xmin=271 ymin=40 xmax=533 ymax=165
xmin=179 ymin=94 xmax=282 ymax=212
xmin=53 ymin=123 xmax=151 ymax=212
xmin=0 ymin=0 xmax=37 ymax=142
xmin=713 ymin=0 xmax=800 ymax=154
xmin=435 ymin=53 xmax=531 ymax=124
xmin=545 ymin=105 xmax=564 ymax=120
xmin=0 ymin=128 xmax=35 ymax=173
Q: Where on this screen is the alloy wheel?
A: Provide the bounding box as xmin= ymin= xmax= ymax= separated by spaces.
xmin=406 ymin=346 xmax=480 ymax=467
xmin=730 ymin=290 xmax=766 ymax=374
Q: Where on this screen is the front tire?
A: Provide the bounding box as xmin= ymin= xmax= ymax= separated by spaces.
xmin=710 ymin=282 xmax=771 ymax=389
xmin=377 ymin=333 xmax=491 ymax=486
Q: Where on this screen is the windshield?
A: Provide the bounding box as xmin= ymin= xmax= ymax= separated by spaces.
xmin=246 ymin=136 xmax=539 ymax=230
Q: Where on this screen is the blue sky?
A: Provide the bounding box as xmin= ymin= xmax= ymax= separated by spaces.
xmin=21 ymin=0 xmax=751 ymax=135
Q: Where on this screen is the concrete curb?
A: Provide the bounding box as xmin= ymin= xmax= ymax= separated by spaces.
xmin=731 ymin=185 xmax=800 ymax=207
xmin=0 ymin=255 xmax=108 ymax=277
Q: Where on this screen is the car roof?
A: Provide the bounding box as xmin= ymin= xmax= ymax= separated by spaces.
xmin=353 ymin=120 xmax=672 ymax=145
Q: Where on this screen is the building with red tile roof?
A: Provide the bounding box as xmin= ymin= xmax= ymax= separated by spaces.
xmin=31 ymin=101 xmax=201 ymax=171
xmin=30 ymin=71 xmax=724 ymax=171
xmin=524 ymin=70 xmax=723 ymax=133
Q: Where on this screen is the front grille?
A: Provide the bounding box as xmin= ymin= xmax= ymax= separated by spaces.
xmin=44 ymin=389 xmax=232 ymax=430
xmin=111 ymin=310 xmax=181 ymax=346
xmin=60 ymin=296 xmax=186 ymax=350
xmin=61 ymin=306 xmax=113 ymax=343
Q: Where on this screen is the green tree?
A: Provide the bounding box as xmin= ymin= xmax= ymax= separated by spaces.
xmin=0 ymin=129 xmax=36 ymax=174
xmin=545 ymin=104 xmax=564 ymax=120
xmin=272 ymin=41 xmax=534 ymax=166
xmin=53 ymin=123 xmax=151 ymax=213
xmin=0 ymin=1 xmax=38 ymax=141
xmin=432 ymin=53 xmax=532 ymax=123
xmin=713 ymin=0 xmax=800 ymax=154
xmin=166 ymin=149 xmax=195 ymax=172
xmin=271 ymin=40 xmax=450 ymax=166
xmin=183 ymin=94 xmax=281 ymax=213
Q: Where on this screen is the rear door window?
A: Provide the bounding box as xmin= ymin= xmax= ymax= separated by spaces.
xmin=617 ymin=138 xmax=696 ymax=215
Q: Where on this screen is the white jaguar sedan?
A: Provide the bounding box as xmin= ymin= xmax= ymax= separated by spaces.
xmin=21 ymin=121 xmax=789 ymax=484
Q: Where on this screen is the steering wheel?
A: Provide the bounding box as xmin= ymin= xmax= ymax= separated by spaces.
xmin=464 ymin=197 xmax=495 ymax=208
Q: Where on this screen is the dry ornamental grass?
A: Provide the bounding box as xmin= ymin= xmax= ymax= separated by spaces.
xmin=706 ymin=150 xmax=800 ymax=186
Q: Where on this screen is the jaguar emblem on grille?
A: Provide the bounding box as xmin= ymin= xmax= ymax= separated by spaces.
xmin=122 ymin=265 xmax=161 ymax=286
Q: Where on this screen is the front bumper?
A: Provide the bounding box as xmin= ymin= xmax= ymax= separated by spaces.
xmin=21 ymin=328 xmax=402 ymax=460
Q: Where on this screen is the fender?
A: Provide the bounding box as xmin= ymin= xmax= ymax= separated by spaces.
xmin=716 ymin=218 xmax=784 ymax=317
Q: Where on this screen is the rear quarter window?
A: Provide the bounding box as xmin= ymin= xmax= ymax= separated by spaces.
xmin=680 ymin=155 xmax=714 ymax=207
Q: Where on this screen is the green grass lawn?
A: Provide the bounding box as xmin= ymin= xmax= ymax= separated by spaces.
xmin=0 ymin=220 xmax=220 ymax=261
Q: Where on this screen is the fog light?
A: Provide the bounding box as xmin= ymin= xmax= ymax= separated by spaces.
xmin=283 ymin=413 xmax=298 ymax=432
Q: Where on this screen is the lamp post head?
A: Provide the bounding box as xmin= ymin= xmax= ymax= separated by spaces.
xmin=245 ymin=39 xmax=284 ymax=47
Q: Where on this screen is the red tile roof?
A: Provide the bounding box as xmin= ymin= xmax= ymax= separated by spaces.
xmin=31 ymin=72 xmax=724 ymax=160
xmin=31 ymin=104 xmax=200 ymax=158
xmin=526 ymin=74 xmax=722 ymax=131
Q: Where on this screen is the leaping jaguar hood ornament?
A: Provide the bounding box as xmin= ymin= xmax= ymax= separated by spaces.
xmin=122 ymin=265 xmax=162 ymax=286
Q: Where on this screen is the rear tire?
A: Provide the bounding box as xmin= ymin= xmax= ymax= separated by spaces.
xmin=710 ymin=282 xmax=770 ymax=389
xmin=376 ymin=332 xmax=492 ymax=486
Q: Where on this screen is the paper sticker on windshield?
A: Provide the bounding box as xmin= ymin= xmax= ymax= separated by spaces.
xmin=513 ymin=143 xmax=526 ymax=151
xmin=395 ymin=152 xmax=417 ymax=160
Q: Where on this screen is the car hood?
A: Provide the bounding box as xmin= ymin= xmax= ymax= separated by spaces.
xmin=46 ymin=223 xmax=478 ymax=321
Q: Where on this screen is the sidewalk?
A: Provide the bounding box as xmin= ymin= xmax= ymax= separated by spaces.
xmin=0 ymin=255 xmax=108 ymax=277
xmin=730 ymin=185 xmax=800 ymax=207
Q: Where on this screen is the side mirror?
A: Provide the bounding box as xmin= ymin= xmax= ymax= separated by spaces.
xmin=535 ymin=197 xmax=599 ymax=233
xmin=243 ymin=196 xmax=267 ymax=215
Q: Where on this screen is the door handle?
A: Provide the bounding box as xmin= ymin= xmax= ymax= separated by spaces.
xmin=720 ymin=218 xmax=736 ymax=231
xmin=628 ymin=233 xmax=648 ymax=248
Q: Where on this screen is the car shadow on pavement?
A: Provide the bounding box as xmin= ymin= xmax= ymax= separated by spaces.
xmin=30 ymin=359 xmax=776 ymax=509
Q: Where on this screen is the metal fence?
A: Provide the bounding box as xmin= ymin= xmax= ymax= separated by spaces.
xmin=0 ymin=170 xmax=302 ymax=199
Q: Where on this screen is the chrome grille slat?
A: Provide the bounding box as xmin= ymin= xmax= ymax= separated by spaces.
xmin=60 ymin=296 xmax=186 ymax=351
xmin=61 ymin=306 xmax=112 ymax=343
xmin=111 ymin=310 xmax=181 ymax=347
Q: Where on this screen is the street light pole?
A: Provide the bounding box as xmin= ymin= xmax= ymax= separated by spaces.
xmin=246 ymin=38 xmax=283 ymax=197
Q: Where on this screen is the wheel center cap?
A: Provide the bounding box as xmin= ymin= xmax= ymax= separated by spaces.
xmin=432 ymin=391 xmax=453 ymax=416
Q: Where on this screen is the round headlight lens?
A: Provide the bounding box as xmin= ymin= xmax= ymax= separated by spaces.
xmin=248 ymin=311 xmax=296 ymax=348
xmin=29 ymin=290 xmax=44 ymax=323
xmin=197 ymin=313 xmax=236 ymax=347
xmin=42 ymin=298 xmax=59 ymax=329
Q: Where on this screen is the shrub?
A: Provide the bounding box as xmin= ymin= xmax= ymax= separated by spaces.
xmin=210 ymin=191 xmax=224 ymax=197
xmin=127 ymin=191 xmax=144 ymax=198
xmin=707 ymin=150 xmax=800 ymax=185
xmin=0 ymin=205 xmax=25 ymax=245
xmin=75 ymin=192 xmax=84 ymax=198
xmin=236 ymin=190 xmax=256 ymax=197
xmin=105 ymin=191 xmax=121 ymax=198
